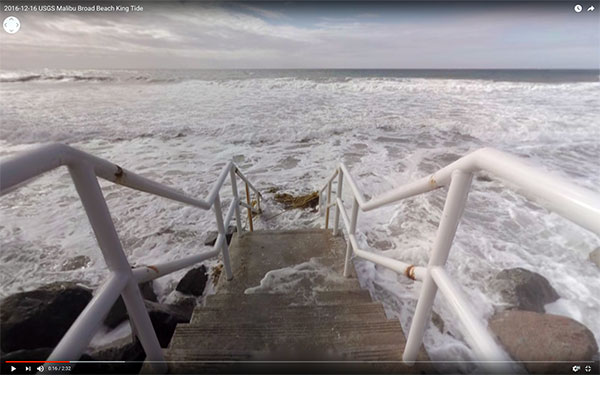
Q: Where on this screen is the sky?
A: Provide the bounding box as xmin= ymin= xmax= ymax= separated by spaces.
xmin=0 ymin=1 xmax=599 ymax=69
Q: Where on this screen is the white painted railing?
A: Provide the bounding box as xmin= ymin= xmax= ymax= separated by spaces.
xmin=319 ymin=147 xmax=600 ymax=372
xmin=0 ymin=143 xmax=262 ymax=373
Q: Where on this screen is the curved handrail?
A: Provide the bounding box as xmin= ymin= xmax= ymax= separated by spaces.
xmin=319 ymin=147 xmax=600 ymax=372
xmin=0 ymin=143 xmax=263 ymax=372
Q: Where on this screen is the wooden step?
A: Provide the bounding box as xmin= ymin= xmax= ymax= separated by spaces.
xmin=191 ymin=302 xmax=388 ymax=324
xmin=169 ymin=320 xmax=405 ymax=350
xmin=203 ymin=290 xmax=374 ymax=308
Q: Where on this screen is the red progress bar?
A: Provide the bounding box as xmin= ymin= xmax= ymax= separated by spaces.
xmin=5 ymin=361 xmax=70 ymax=363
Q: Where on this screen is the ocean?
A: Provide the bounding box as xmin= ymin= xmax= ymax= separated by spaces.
xmin=1 ymin=69 xmax=599 ymax=369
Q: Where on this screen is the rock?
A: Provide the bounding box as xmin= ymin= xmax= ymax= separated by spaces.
xmin=104 ymin=282 xmax=158 ymax=329
xmin=145 ymin=301 xmax=193 ymax=347
xmin=104 ymin=299 xmax=192 ymax=347
xmin=176 ymin=265 xmax=208 ymax=296
xmin=431 ymin=311 xmax=445 ymax=333
xmin=0 ymin=282 xmax=93 ymax=353
xmin=491 ymin=268 xmax=559 ymax=313
xmin=139 ymin=281 xmax=157 ymax=302
xmin=89 ymin=336 xmax=144 ymax=361
xmin=489 ymin=310 xmax=599 ymax=374
xmin=60 ymin=255 xmax=91 ymax=271
xmin=173 ymin=296 xmax=197 ymax=315
xmin=590 ymin=247 xmax=600 ymax=268
xmin=204 ymin=226 xmax=237 ymax=246
xmin=476 ymin=174 xmax=493 ymax=182
xmin=83 ymin=337 xmax=145 ymax=374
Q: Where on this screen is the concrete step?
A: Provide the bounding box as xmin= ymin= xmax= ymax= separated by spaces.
xmin=191 ymin=302 xmax=388 ymax=324
xmin=203 ymin=290 xmax=374 ymax=308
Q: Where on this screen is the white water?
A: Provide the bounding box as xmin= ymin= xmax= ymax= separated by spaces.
xmin=1 ymin=71 xmax=599 ymax=368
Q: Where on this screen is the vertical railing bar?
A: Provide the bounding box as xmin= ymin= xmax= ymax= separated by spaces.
xmin=343 ymin=197 xmax=359 ymax=277
xmin=64 ymin=163 xmax=166 ymax=372
xmin=230 ymin=166 xmax=243 ymax=235
xmin=333 ymin=168 xmax=344 ymax=236
xmin=325 ymin=181 xmax=332 ymax=230
xmin=213 ymin=193 xmax=233 ymax=280
xmin=245 ymin=182 xmax=254 ymax=232
xmin=403 ymin=169 xmax=473 ymax=364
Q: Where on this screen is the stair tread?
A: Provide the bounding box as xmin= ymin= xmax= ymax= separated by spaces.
xmin=203 ymin=290 xmax=373 ymax=308
xmin=191 ymin=302 xmax=387 ymax=324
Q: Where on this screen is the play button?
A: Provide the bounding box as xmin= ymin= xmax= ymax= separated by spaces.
xmin=11 ymin=366 xmax=16 ymax=372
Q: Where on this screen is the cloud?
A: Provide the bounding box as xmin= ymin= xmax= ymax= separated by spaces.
xmin=0 ymin=2 xmax=598 ymax=69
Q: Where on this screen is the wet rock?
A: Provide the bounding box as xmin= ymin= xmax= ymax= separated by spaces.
xmin=60 ymin=255 xmax=91 ymax=271
xmin=104 ymin=282 xmax=158 ymax=328
xmin=176 ymin=265 xmax=208 ymax=296
xmin=173 ymin=296 xmax=197 ymax=316
xmin=204 ymin=226 xmax=237 ymax=246
xmin=139 ymin=281 xmax=158 ymax=302
xmin=90 ymin=336 xmax=144 ymax=361
xmin=0 ymin=282 xmax=93 ymax=353
xmin=590 ymin=247 xmax=600 ymax=268
xmin=145 ymin=301 xmax=193 ymax=347
xmin=491 ymin=268 xmax=559 ymax=313
xmin=104 ymin=300 xmax=192 ymax=348
xmin=475 ymin=174 xmax=493 ymax=183
xmin=489 ymin=310 xmax=599 ymax=373
xmin=431 ymin=311 xmax=445 ymax=333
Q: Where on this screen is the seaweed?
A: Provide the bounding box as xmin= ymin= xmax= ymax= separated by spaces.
xmin=274 ymin=191 xmax=319 ymax=209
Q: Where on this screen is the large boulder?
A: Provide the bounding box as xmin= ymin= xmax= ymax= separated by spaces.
xmin=489 ymin=310 xmax=599 ymax=374
xmin=0 ymin=282 xmax=93 ymax=353
xmin=103 ymin=281 xmax=158 ymax=329
xmin=491 ymin=268 xmax=559 ymax=313
xmin=176 ymin=265 xmax=208 ymax=296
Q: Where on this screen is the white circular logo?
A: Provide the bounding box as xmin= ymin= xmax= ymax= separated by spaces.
xmin=574 ymin=4 xmax=583 ymax=13
xmin=3 ymin=16 xmax=20 ymax=34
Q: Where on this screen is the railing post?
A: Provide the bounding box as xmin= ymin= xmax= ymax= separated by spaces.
xmin=403 ymin=169 xmax=473 ymax=364
xmin=230 ymin=167 xmax=243 ymax=235
xmin=343 ymin=197 xmax=359 ymax=277
xmin=245 ymin=182 xmax=254 ymax=232
xmin=63 ymin=164 xmax=166 ymax=372
xmin=213 ymin=193 xmax=233 ymax=280
xmin=325 ymin=181 xmax=333 ymax=230
xmin=333 ymin=168 xmax=344 ymax=236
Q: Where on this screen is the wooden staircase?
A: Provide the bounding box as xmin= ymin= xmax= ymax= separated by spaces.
xmin=163 ymin=229 xmax=430 ymax=374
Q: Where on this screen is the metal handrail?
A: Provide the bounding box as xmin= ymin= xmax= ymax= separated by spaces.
xmin=319 ymin=147 xmax=600 ymax=372
xmin=0 ymin=143 xmax=262 ymax=373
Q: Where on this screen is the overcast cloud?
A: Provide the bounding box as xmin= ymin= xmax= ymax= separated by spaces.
xmin=0 ymin=2 xmax=598 ymax=69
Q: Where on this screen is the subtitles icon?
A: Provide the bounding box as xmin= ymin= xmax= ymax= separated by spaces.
xmin=3 ymin=16 xmax=20 ymax=34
